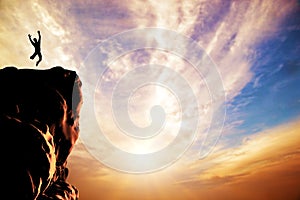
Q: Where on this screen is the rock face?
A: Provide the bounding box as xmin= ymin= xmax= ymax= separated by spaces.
xmin=0 ymin=66 xmax=83 ymax=200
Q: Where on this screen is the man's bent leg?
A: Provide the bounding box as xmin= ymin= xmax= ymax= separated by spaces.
xmin=36 ymin=53 xmax=42 ymax=66
xmin=30 ymin=52 xmax=37 ymax=60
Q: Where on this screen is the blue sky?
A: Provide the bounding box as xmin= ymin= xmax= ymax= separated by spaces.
xmin=1 ymin=0 xmax=300 ymax=200
xmin=227 ymin=10 xmax=300 ymax=137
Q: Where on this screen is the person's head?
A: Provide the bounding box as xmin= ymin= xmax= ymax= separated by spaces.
xmin=33 ymin=38 xmax=37 ymax=42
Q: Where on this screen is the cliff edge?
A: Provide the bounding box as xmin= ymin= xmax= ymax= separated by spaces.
xmin=0 ymin=66 xmax=83 ymax=200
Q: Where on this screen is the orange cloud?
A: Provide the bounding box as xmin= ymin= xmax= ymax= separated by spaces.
xmin=174 ymin=118 xmax=300 ymax=199
xmin=67 ymin=118 xmax=300 ymax=200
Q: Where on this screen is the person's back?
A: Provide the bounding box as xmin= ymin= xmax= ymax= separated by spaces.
xmin=33 ymin=38 xmax=41 ymax=51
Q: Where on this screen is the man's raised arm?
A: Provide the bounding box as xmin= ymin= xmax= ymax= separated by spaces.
xmin=28 ymin=34 xmax=34 ymax=45
xmin=37 ymin=30 xmax=41 ymax=42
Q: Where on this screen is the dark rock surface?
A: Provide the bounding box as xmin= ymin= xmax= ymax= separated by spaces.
xmin=0 ymin=66 xmax=83 ymax=200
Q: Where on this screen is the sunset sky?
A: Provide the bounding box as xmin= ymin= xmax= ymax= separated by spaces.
xmin=1 ymin=0 xmax=300 ymax=199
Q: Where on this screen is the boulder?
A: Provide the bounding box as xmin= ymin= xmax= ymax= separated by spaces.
xmin=0 ymin=66 xmax=83 ymax=200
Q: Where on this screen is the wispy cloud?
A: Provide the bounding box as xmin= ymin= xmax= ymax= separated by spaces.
xmin=1 ymin=0 xmax=299 ymax=199
xmin=68 ymin=118 xmax=300 ymax=200
xmin=0 ymin=0 xmax=85 ymax=69
xmin=176 ymin=118 xmax=300 ymax=186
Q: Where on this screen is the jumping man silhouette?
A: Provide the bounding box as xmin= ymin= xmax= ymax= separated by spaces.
xmin=28 ymin=30 xmax=42 ymax=66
